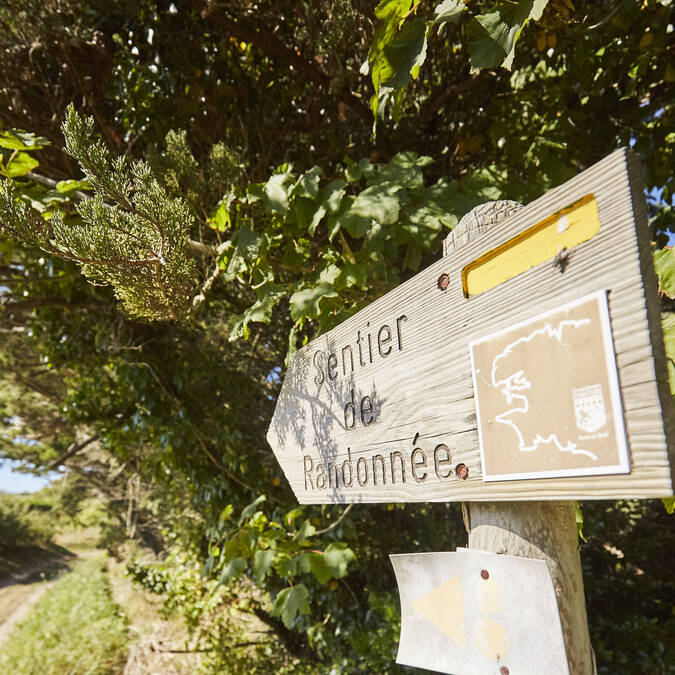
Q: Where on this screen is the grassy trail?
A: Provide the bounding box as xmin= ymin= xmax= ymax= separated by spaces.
xmin=0 ymin=555 xmax=128 ymax=674
xmin=0 ymin=546 xmax=203 ymax=674
xmin=0 ymin=580 xmax=52 ymax=645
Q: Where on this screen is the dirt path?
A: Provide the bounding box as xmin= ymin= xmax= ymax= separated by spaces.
xmin=0 ymin=544 xmax=78 ymax=647
xmin=0 ymin=580 xmax=51 ymax=645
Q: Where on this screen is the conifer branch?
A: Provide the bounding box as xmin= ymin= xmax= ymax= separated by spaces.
xmin=0 ymin=106 xmax=211 ymax=321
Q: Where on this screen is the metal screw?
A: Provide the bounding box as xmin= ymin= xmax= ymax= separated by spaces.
xmin=500 ymin=667 xmax=509 ymax=675
xmin=480 ymin=569 xmax=489 ymax=580
xmin=456 ymin=463 xmax=469 ymax=479
xmin=437 ymin=273 xmax=450 ymax=291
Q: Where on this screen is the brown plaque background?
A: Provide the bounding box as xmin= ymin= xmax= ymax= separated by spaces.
xmin=470 ymin=291 xmax=629 ymax=481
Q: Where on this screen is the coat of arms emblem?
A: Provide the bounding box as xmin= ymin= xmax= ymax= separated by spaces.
xmin=572 ymin=384 xmax=607 ymax=433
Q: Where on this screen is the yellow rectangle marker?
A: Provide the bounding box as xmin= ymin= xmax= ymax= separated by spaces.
xmin=462 ymin=194 xmax=600 ymax=297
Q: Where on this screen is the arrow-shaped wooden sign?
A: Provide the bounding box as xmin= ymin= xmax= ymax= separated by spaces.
xmin=267 ymin=149 xmax=674 ymax=504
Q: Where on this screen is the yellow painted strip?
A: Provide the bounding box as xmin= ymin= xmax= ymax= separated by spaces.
xmin=462 ymin=194 xmax=600 ymax=297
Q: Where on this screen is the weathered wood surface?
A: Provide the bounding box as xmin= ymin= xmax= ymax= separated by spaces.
xmin=267 ymin=148 xmax=674 ymax=503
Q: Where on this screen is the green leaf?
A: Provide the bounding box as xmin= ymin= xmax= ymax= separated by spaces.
xmin=308 ymin=543 xmax=356 ymax=584
xmin=336 ymin=263 xmax=367 ymax=290
xmin=340 ymin=184 xmax=401 ymax=238
xmin=433 ymin=0 xmax=466 ymax=25
xmin=229 ymin=285 xmax=286 ymax=341
xmin=380 ymin=18 xmax=428 ymax=91
xmin=284 ymin=507 xmax=305 ymax=528
xmin=293 ymin=518 xmax=316 ymax=543
xmin=289 ymin=283 xmax=338 ymax=321
xmin=294 ymin=166 xmax=323 ymax=200
xmin=224 ymin=531 xmax=253 ymax=560
xmin=467 ymin=12 xmax=514 ymax=71
xmin=2 ymin=152 xmax=39 ymax=178
xmin=14 ymin=184 xmax=69 ymax=214
xmin=272 ymin=584 xmax=310 ymax=628
xmin=55 ymin=178 xmax=90 ymax=193
xmin=663 ymin=496 xmax=675 ymax=515
xmin=367 ymin=0 xmax=415 ymax=121
xmin=467 ymin=1 xmax=549 ymax=72
xmin=294 ymin=198 xmax=326 ymax=235
xmin=253 ymin=549 xmax=277 ymax=584
xmin=0 ymin=130 xmax=50 ymax=151
xmin=218 ymin=505 xmax=234 ymax=526
xmin=296 ymin=180 xmax=347 ymax=237
xmin=319 ymin=264 xmax=341 ymax=285
xmin=345 ymin=158 xmax=373 ymax=183
xmin=263 ymin=171 xmax=294 ymax=215
xmin=211 ymin=199 xmax=231 ymax=232
xmin=223 ymin=223 xmax=262 ymax=282
xmin=370 ymin=0 xmax=414 ymax=71
xmin=275 ymin=552 xmax=312 ymax=578
xmin=248 ymin=285 xmax=286 ymax=324
xmin=219 ymin=557 xmax=246 ymax=583
xmin=281 ymin=238 xmax=312 ymax=269
xmin=319 ymin=180 xmax=347 ymax=214
xmin=239 ymin=494 xmax=267 ymax=525
xmin=366 ymin=151 xmax=432 ymax=190
xmin=654 ymin=248 xmax=675 ymax=299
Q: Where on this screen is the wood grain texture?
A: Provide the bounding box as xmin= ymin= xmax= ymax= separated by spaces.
xmin=267 ymin=148 xmax=674 ymax=503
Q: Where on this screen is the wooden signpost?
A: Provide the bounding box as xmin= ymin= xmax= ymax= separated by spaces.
xmin=266 ymin=148 xmax=675 ymax=674
xmin=267 ymin=149 xmax=674 ymax=503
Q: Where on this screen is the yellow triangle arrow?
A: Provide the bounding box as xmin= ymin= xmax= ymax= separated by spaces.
xmin=410 ymin=575 xmax=466 ymax=648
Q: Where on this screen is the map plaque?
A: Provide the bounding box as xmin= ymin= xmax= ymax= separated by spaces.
xmin=470 ymin=291 xmax=630 ymax=481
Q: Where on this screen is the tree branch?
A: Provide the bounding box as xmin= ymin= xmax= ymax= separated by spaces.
xmin=0 ymin=274 xmax=79 ymax=285
xmin=191 ymin=2 xmax=371 ymax=123
xmin=48 ymin=434 xmax=99 ymax=470
xmin=587 ymin=4 xmax=623 ymax=31
xmin=187 ymin=238 xmax=218 ymax=256
xmin=150 ymin=642 xmax=266 ymax=653
xmin=7 ymin=368 xmax=60 ymax=401
xmin=1 ymin=298 xmax=106 ymax=313
xmin=25 ymin=171 xmax=89 ymax=201
xmin=314 ymin=504 xmax=353 ymax=536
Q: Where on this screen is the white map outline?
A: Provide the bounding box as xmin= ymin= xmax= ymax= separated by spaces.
xmin=490 ymin=319 xmax=598 ymax=461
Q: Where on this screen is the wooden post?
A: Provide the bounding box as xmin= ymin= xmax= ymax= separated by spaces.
xmin=445 ymin=202 xmax=595 ymax=675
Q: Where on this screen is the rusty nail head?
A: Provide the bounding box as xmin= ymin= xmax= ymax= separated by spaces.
xmin=456 ymin=463 xmax=469 ymax=479
xmin=480 ymin=569 xmax=489 ymax=580
xmin=500 ymin=668 xmax=509 ymax=675
xmin=437 ymin=273 xmax=450 ymax=291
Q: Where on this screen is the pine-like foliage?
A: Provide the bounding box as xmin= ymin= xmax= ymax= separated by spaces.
xmin=0 ymin=105 xmax=198 ymax=321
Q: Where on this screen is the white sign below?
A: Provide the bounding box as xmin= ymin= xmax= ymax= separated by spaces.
xmin=390 ymin=550 xmax=569 ymax=675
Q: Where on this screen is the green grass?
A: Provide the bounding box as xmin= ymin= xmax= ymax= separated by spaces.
xmin=0 ymin=556 xmax=128 ymax=674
